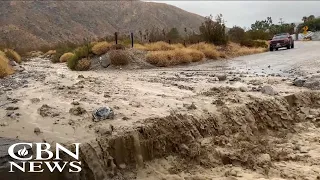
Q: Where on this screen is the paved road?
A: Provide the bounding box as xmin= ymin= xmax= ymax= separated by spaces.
xmin=178 ymin=41 xmax=320 ymax=77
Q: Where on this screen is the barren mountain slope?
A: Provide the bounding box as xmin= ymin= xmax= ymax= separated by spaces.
xmin=0 ymin=1 xmax=204 ymax=49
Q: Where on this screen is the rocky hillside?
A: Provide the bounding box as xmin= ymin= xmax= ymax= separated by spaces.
xmin=0 ymin=1 xmax=204 ymax=50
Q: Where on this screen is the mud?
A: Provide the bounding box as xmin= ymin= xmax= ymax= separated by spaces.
xmin=1 ymin=41 xmax=320 ymax=179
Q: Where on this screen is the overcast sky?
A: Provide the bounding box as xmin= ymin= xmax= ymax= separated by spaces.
xmin=151 ymin=1 xmax=320 ymax=28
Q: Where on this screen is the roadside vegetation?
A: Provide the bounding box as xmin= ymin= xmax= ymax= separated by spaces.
xmin=7 ymin=13 xmax=314 ymax=75
xmin=0 ymin=50 xmax=15 ymax=78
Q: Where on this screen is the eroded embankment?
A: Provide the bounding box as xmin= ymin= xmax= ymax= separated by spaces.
xmin=64 ymin=91 xmax=320 ymax=180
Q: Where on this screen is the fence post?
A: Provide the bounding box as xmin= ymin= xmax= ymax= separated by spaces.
xmin=131 ymin=32 xmax=134 ymax=48
xmin=115 ymin=32 xmax=118 ymax=44
xmin=168 ymin=40 xmax=171 ymax=44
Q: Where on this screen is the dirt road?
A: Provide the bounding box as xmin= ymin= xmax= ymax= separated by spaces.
xmin=0 ymin=41 xmax=320 ymax=179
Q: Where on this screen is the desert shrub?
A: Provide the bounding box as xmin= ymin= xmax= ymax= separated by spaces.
xmin=188 ymin=43 xmax=220 ymax=59
xmin=225 ymin=42 xmax=267 ymax=57
xmin=144 ymin=41 xmax=175 ymax=51
xmin=240 ymin=39 xmax=268 ymax=48
xmin=73 ymin=45 xmax=92 ymax=59
xmin=0 ymin=53 xmax=14 ymax=78
xmin=109 ymin=50 xmax=130 ymax=66
xmin=26 ymin=51 xmax=43 ymax=58
xmin=146 ymin=48 xmax=204 ymax=67
xmin=182 ymin=48 xmax=205 ymax=62
xmin=200 ymin=14 xmax=228 ymax=45
xmin=45 ymin=50 xmax=56 ymax=56
xmin=5 ymin=49 xmax=21 ymax=63
xmin=110 ymin=44 xmax=126 ymax=50
xmin=59 ymin=52 xmax=74 ymax=63
xmin=228 ymin=26 xmax=246 ymax=43
xmin=134 ymin=44 xmax=147 ymax=51
xmin=67 ymin=54 xmax=79 ymax=70
xmin=92 ymin=41 xmax=111 ymax=55
xmin=75 ymin=58 xmax=91 ymax=71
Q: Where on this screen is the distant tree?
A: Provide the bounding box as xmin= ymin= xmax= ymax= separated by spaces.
xmin=302 ymin=16 xmax=308 ymax=23
xmin=228 ymin=26 xmax=246 ymax=43
xmin=251 ymin=17 xmax=273 ymax=31
xmin=199 ymin=14 xmax=228 ymax=45
xmin=166 ymin=28 xmax=180 ymax=42
xmin=308 ymin=15 xmax=315 ymax=21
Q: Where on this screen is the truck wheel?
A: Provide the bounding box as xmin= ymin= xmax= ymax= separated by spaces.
xmin=291 ymin=43 xmax=294 ymax=48
xmin=269 ymin=47 xmax=273 ymax=51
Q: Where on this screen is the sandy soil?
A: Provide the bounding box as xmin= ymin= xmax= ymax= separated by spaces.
xmin=0 ymin=41 xmax=320 ymax=179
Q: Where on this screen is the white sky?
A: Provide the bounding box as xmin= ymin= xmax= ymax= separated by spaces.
xmin=150 ymin=1 xmax=320 ymax=28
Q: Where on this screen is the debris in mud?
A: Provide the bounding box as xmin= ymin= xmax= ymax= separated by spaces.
xmin=293 ymin=78 xmax=306 ymax=87
xmin=217 ymin=74 xmax=227 ymax=81
xmin=5 ymin=106 xmax=19 ymax=110
xmin=183 ymin=102 xmax=197 ymax=110
xmin=71 ymin=101 xmax=80 ymax=105
xmin=78 ymin=74 xmax=85 ymax=78
xmin=38 ymin=104 xmax=60 ymax=117
xmin=261 ymin=85 xmax=278 ymax=95
xmin=212 ymin=99 xmax=225 ymax=106
xmin=129 ymin=101 xmax=142 ymax=108
xmin=34 ymin=127 xmax=41 ymax=135
xmin=30 ymin=98 xmax=40 ymax=104
xmin=69 ymin=106 xmax=87 ymax=116
xmin=92 ymin=106 xmax=114 ymax=121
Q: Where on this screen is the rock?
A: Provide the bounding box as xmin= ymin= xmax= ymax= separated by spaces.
xmin=229 ymin=77 xmax=241 ymax=82
xmin=257 ymin=153 xmax=271 ymax=165
xmin=122 ymin=116 xmax=129 ymax=120
xmin=309 ymin=109 xmax=318 ymax=116
xmin=261 ymin=86 xmax=278 ymax=95
xmin=38 ymin=104 xmax=59 ymax=117
xmin=5 ymin=106 xmax=19 ymax=110
xmin=95 ymin=127 xmax=112 ymax=135
xmin=129 ymin=101 xmax=142 ymax=108
xmin=104 ymin=93 xmax=111 ymax=98
xmin=293 ymin=78 xmax=306 ymax=87
xmin=217 ymin=74 xmax=227 ymax=81
xmin=183 ymin=102 xmax=197 ymax=110
xmin=6 ymin=111 xmax=14 ymax=117
xmin=78 ymin=75 xmax=84 ymax=78
xmin=30 ymin=98 xmax=41 ymax=104
xmin=71 ymin=101 xmax=80 ymax=106
xmin=299 ymin=146 xmax=309 ymax=153
xmin=0 ymin=122 xmax=8 ymax=126
xmin=239 ymin=86 xmax=248 ymax=92
xmin=69 ymin=107 xmax=87 ymax=116
xmin=34 ymin=127 xmax=41 ymax=135
xmin=92 ymin=106 xmax=114 ymax=121
xmin=9 ymin=60 xmax=18 ymax=66
xmin=119 ymin=163 xmax=126 ymax=169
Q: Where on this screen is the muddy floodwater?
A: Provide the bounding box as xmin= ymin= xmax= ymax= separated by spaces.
xmin=1 ymin=41 xmax=320 ymax=179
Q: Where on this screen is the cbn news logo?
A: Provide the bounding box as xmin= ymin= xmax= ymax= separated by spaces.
xmin=8 ymin=143 xmax=81 ymax=173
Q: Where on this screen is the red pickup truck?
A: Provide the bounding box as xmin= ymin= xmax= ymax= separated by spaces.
xmin=269 ymin=33 xmax=294 ymax=51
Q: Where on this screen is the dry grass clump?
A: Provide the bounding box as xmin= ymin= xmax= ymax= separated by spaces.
xmin=0 ymin=52 xmax=14 ymax=78
xmin=146 ymin=48 xmax=205 ymax=67
xmin=92 ymin=41 xmax=111 ymax=55
xmin=75 ymin=58 xmax=91 ymax=71
xmin=109 ymin=50 xmax=130 ymax=66
xmin=143 ymin=41 xmax=176 ymax=51
xmin=225 ymin=42 xmax=267 ymax=57
xmin=110 ymin=44 xmax=126 ymax=50
xmin=59 ymin=52 xmax=74 ymax=63
xmin=26 ymin=51 xmax=43 ymax=58
xmin=45 ymin=50 xmax=56 ymax=56
xmin=4 ymin=49 xmax=22 ymax=63
xmin=134 ymin=44 xmax=147 ymax=51
xmin=188 ymin=43 xmax=220 ymax=59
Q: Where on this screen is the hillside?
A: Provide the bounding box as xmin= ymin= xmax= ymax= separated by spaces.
xmin=0 ymin=1 xmax=204 ymax=50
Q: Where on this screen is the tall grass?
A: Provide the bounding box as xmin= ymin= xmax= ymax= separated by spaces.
xmin=0 ymin=51 xmax=14 ymax=78
xmin=92 ymin=41 xmax=111 ymax=55
xmin=188 ymin=43 xmax=220 ymax=59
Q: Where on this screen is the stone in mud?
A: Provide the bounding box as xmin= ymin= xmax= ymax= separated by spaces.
xmin=239 ymin=86 xmax=248 ymax=92
xmin=71 ymin=101 xmax=80 ymax=106
xmin=69 ymin=106 xmax=87 ymax=116
xmin=261 ymin=86 xmax=278 ymax=95
xmin=257 ymin=153 xmax=271 ymax=165
xmin=92 ymin=106 xmax=114 ymax=121
xmin=5 ymin=106 xmax=19 ymax=111
xmin=183 ymin=102 xmax=197 ymax=110
xmin=78 ymin=74 xmax=85 ymax=78
xmin=34 ymin=127 xmax=41 ymax=135
xmin=38 ymin=104 xmax=59 ymax=117
xmin=293 ymin=78 xmax=306 ymax=87
xmin=217 ymin=74 xmax=227 ymax=81
xmin=30 ymin=98 xmax=40 ymax=104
